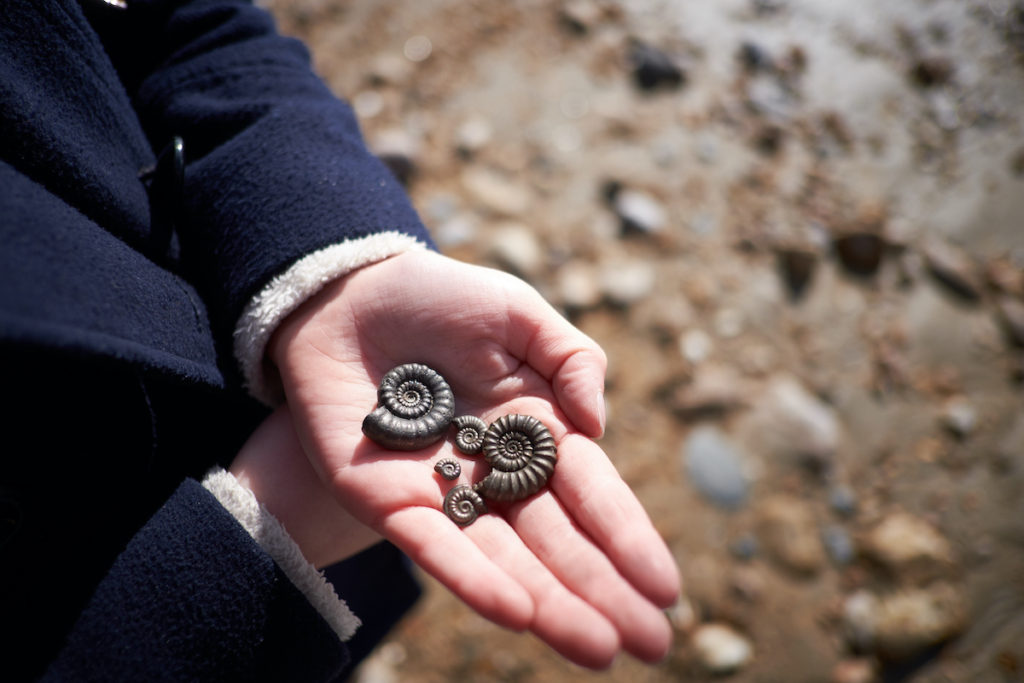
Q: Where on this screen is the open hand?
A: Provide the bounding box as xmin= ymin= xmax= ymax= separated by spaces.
xmin=269 ymin=250 xmax=680 ymax=668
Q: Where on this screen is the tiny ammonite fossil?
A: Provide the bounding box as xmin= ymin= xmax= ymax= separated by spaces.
xmin=475 ymin=414 xmax=558 ymax=503
xmin=433 ymin=457 xmax=461 ymax=481
xmin=444 ymin=484 xmax=488 ymax=527
xmin=452 ymin=415 xmax=488 ymax=455
xmin=361 ymin=363 xmax=455 ymax=451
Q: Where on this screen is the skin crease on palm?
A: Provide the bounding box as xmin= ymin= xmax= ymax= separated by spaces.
xmin=256 ymin=249 xmax=681 ymax=669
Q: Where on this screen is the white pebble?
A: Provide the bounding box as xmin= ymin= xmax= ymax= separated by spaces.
xmin=693 ymin=623 xmax=753 ymax=674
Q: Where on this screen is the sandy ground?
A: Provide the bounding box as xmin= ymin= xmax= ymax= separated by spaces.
xmin=265 ymin=1 xmax=1024 ymax=680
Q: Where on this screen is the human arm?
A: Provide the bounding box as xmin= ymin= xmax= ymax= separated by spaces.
xmin=269 ymin=250 xmax=682 ymax=668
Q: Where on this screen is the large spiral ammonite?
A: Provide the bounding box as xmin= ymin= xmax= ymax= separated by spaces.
xmin=362 ymin=363 xmax=455 ymax=451
xmin=474 ymin=414 xmax=558 ymax=503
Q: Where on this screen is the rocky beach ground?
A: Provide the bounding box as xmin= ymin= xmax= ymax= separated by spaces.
xmin=265 ymin=1 xmax=1024 ymax=680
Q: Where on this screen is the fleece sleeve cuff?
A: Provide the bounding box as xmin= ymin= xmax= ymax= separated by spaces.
xmin=233 ymin=231 xmax=429 ymax=404
xmin=200 ymin=467 xmax=361 ymax=643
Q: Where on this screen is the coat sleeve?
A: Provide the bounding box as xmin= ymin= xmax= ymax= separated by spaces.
xmin=119 ymin=0 xmax=436 ymax=392
xmin=42 ymin=479 xmax=352 ymax=682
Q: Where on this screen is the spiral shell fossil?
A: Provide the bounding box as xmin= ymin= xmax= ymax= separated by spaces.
xmin=452 ymin=415 xmax=488 ymax=455
xmin=475 ymin=414 xmax=558 ymax=503
xmin=444 ymin=484 xmax=488 ymax=527
xmin=434 ymin=457 xmax=461 ymax=481
xmin=362 ymin=363 xmax=455 ymax=451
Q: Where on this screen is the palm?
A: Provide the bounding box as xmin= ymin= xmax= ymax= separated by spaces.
xmin=272 ymin=251 xmax=679 ymax=667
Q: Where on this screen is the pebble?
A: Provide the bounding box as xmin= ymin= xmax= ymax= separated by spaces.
xmin=461 ymin=168 xmax=531 ymax=216
xmin=822 ymin=524 xmax=856 ymax=566
xmin=683 ymin=425 xmax=751 ymax=509
xmin=861 ymin=513 xmax=955 ymax=584
xmin=739 ymin=40 xmax=773 ymax=73
xmin=923 ymin=239 xmax=983 ymax=301
xmin=455 ymin=116 xmax=493 ymax=155
xmin=629 ymin=41 xmax=686 ymax=92
xmin=599 ymin=259 xmax=656 ymax=305
xmin=729 ymin=534 xmax=760 ymax=561
xmin=758 ymin=376 xmax=840 ymax=474
xmin=835 ymin=233 xmax=885 ymax=277
xmin=828 ymin=484 xmax=858 ymax=518
xmin=372 ymin=129 xmax=419 ymax=187
xmin=842 ymin=590 xmax=879 ymax=652
xmin=940 ymin=395 xmax=977 ymax=438
xmin=873 ymin=584 xmax=968 ymax=659
xmin=555 ymin=262 xmax=601 ymax=310
xmin=613 ymin=188 xmax=667 ymax=236
xmin=487 ymin=223 xmax=544 ymax=277
xmin=667 ymin=595 xmax=698 ymax=632
xmin=666 ymin=364 xmax=749 ymax=417
xmin=432 ymin=214 xmax=477 ymax=248
xmin=776 ymin=247 xmax=818 ymax=301
xmin=757 ymin=496 xmax=827 ymax=575
xmin=680 ymin=328 xmax=713 ymax=364
xmin=692 ymin=623 xmax=753 ymax=674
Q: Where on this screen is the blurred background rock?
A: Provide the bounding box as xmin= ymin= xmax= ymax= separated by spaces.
xmin=263 ymin=0 xmax=1024 ymax=680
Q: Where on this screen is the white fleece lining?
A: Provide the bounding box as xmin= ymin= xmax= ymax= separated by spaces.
xmin=234 ymin=231 xmax=429 ymax=404
xmin=201 ymin=467 xmax=361 ymax=642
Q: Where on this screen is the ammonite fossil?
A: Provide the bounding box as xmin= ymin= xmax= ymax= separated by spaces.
xmin=452 ymin=415 xmax=488 ymax=455
xmin=362 ymin=363 xmax=455 ymax=451
xmin=444 ymin=484 xmax=488 ymax=527
xmin=475 ymin=414 xmax=558 ymax=503
xmin=433 ymin=457 xmax=461 ymax=481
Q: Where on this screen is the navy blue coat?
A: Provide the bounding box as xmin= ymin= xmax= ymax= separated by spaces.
xmin=0 ymin=0 xmax=430 ymax=679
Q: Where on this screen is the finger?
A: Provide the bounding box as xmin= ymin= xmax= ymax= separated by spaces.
xmin=501 ymin=286 xmax=608 ymax=438
xmin=379 ymin=507 xmax=533 ymax=631
xmin=464 ymin=515 xmax=621 ymax=669
xmin=507 ymin=491 xmax=673 ymax=663
xmin=551 ymin=434 xmax=681 ymax=608
xmin=462 ymin=387 xmax=680 ymax=609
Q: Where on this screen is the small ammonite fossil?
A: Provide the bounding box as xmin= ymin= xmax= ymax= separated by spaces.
xmin=362 ymin=363 xmax=455 ymax=451
xmin=452 ymin=415 xmax=488 ymax=455
xmin=475 ymin=414 xmax=557 ymax=504
xmin=433 ymin=457 xmax=461 ymax=481
xmin=444 ymin=484 xmax=488 ymax=527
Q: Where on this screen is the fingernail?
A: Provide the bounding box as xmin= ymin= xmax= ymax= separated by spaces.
xmin=595 ymin=391 xmax=606 ymax=437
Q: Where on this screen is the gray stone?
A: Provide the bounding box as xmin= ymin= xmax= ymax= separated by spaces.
xmin=822 ymin=524 xmax=855 ymax=566
xmin=683 ymin=426 xmax=751 ymax=510
xmin=828 ymin=484 xmax=858 ymax=518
